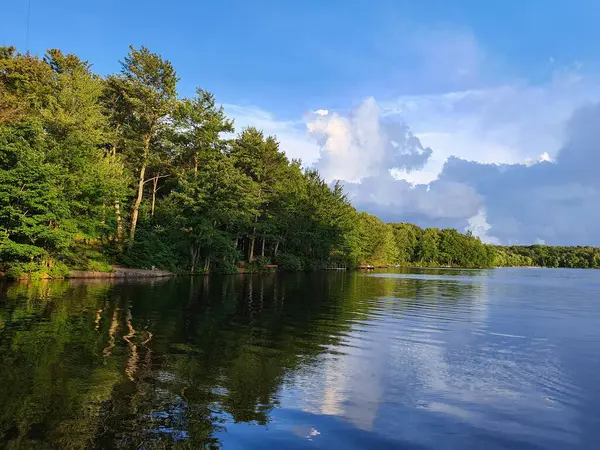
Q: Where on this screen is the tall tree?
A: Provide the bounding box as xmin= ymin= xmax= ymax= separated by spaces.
xmin=228 ymin=128 xmax=288 ymax=260
xmin=174 ymin=88 xmax=234 ymax=175
xmin=111 ymin=45 xmax=178 ymax=246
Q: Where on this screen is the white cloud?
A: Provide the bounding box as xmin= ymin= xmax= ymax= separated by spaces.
xmin=221 ymin=31 xmax=600 ymax=245
xmin=307 ymin=97 xmax=384 ymax=182
xmin=466 ymin=209 xmax=500 ymax=245
xmin=307 ymin=97 xmax=432 ymax=182
xmin=382 ymin=73 xmax=600 ymax=183
xmin=538 ymin=152 xmax=552 ymax=163
xmin=440 ymin=102 xmax=600 ymax=245
xmin=223 ymin=103 xmax=320 ymax=164
xmin=340 ymin=175 xmax=482 ymax=222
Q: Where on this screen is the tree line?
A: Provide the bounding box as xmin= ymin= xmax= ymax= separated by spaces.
xmin=1 ymin=45 xmax=598 ymax=278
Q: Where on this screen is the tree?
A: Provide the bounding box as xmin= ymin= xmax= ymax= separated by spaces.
xmin=110 ymin=45 xmax=178 ymax=246
xmin=174 ymin=88 xmax=234 ymax=175
xmin=355 ymin=213 xmax=398 ymax=266
xmin=391 ymin=223 xmax=421 ymax=264
xmin=228 ymin=128 xmax=289 ymax=261
xmin=166 ymin=151 xmax=259 ymax=273
xmin=3 ymin=43 xmax=598 ymax=276
xmin=0 ymin=48 xmax=122 ymax=276
xmin=417 ymin=228 xmax=440 ymax=264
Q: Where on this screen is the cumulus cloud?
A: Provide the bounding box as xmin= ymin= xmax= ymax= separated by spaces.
xmin=224 ymin=71 xmax=600 ymax=245
xmin=438 ymin=102 xmax=600 ymax=245
xmin=465 ymin=209 xmax=501 ymax=245
xmin=382 ymin=72 xmax=600 ymax=183
xmin=305 ymin=95 xmax=600 ymax=245
xmin=340 ymin=175 xmax=482 ymax=224
xmin=307 ymin=97 xmax=432 ymax=182
xmin=302 ymin=97 xmax=481 ymax=225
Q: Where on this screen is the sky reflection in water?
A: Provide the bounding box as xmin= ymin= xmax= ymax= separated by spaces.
xmin=1 ymin=268 xmax=599 ymax=449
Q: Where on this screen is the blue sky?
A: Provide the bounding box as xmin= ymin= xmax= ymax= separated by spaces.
xmin=3 ymin=1 xmax=600 ymax=245
xmin=4 ymin=0 xmax=599 ymax=113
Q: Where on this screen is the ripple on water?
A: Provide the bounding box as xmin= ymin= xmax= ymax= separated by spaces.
xmin=0 ymin=269 xmax=598 ymax=449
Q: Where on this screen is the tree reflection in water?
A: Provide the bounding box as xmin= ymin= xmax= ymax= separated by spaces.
xmin=0 ymin=270 xmax=480 ymax=449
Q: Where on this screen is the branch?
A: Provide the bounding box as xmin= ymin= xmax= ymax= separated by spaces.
xmin=142 ymin=174 xmax=170 ymax=185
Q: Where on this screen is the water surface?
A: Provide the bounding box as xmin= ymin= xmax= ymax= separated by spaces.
xmin=1 ymin=268 xmax=599 ymax=449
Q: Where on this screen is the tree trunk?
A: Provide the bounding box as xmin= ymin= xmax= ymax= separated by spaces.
xmin=248 ymin=215 xmax=258 ymax=261
xmin=193 ymin=152 xmax=198 ymax=177
xmin=274 ymin=240 xmax=279 ymax=257
xmin=261 ymin=235 xmax=266 ymax=258
xmin=203 ymin=252 xmax=211 ymax=273
xmin=110 ymin=125 xmax=119 ymax=159
xmin=129 ymin=162 xmax=146 ymax=246
xmin=111 ymin=128 xmax=123 ymax=243
xmin=190 ymin=246 xmax=197 ymax=274
xmin=129 ymin=136 xmax=150 ymax=247
xmin=249 ymin=233 xmax=255 ymax=261
xmin=151 ymin=175 xmax=159 ymax=217
xmin=115 ymin=201 xmax=123 ymax=242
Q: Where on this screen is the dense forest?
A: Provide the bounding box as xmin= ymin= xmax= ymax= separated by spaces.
xmin=1 ymin=45 xmax=599 ymax=278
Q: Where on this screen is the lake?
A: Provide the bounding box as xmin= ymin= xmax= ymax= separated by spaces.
xmin=1 ymin=268 xmax=599 ymax=449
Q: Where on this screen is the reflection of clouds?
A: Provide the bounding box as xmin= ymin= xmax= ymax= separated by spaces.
xmin=320 ymin=356 xmax=343 ymax=417
xmin=300 ymin=328 xmax=388 ymax=432
xmin=283 ymin=272 xmax=580 ymax=446
xmin=293 ymin=274 xmax=491 ymax=432
xmin=380 ymin=273 xmax=579 ymax=445
xmin=292 ymin=425 xmax=321 ymax=441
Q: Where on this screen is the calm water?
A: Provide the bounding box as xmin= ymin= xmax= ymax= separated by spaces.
xmin=1 ymin=268 xmax=600 ymax=449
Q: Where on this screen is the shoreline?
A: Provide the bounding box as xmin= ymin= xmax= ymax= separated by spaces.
xmin=68 ymin=267 xmax=175 ymax=279
xmin=4 ymin=264 xmax=591 ymax=282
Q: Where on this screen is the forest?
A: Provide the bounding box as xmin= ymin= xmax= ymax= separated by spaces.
xmin=1 ymin=45 xmax=599 ymax=278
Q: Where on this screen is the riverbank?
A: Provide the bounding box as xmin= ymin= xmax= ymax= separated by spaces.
xmin=69 ymin=267 xmax=174 ymax=279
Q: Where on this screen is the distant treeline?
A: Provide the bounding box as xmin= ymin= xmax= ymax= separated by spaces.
xmin=356 ymin=218 xmax=495 ymax=268
xmin=358 ymin=219 xmax=600 ymax=269
xmin=0 ymin=45 xmax=598 ymax=278
xmin=495 ymin=245 xmax=600 ymax=269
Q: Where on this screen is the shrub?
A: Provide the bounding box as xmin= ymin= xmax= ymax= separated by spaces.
xmin=47 ymin=261 xmax=71 ymax=278
xmin=4 ymin=265 xmax=24 ymax=280
xmin=247 ymin=256 xmax=272 ymax=272
xmin=85 ymin=260 xmax=114 ymax=273
xmin=2 ymin=261 xmax=70 ymax=280
xmin=275 ymin=253 xmax=304 ymax=271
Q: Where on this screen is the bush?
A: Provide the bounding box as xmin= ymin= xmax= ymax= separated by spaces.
xmin=247 ymin=256 xmax=272 ymax=272
xmin=4 ymin=265 xmax=24 ymax=280
xmin=3 ymin=261 xmax=70 ymax=280
xmin=47 ymin=261 xmax=71 ymax=278
xmin=85 ymin=260 xmax=114 ymax=273
xmin=119 ymin=225 xmax=180 ymax=272
xmin=275 ymin=253 xmax=304 ymax=271
xmin=212 ymin=258 xmax=239 ymax=274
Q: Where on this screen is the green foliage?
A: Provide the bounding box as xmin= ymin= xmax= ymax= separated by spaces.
xmin=84 ymin=260 xmax=114 ymax=273
xmin=496 ymin=245 xmax=600 ymax=269
xmin=275 ymin=253 xmax=304 ymax=271
xmin=247 ymin=256 xmax=272 ymax=272
xmin=391 ymin=223 xmax=420 ymax=263
xmin=0 ymin=48 xmax=123 ymax=274
xmin=118 ymin=223 xmax=181 ymax=273
xmin=355 ymin=212 xmax=398 ymax=266
xmin=1 ymin=44 xmax=598 ymax=275
xmin=3 ymin=260 xmax=70 ymax=280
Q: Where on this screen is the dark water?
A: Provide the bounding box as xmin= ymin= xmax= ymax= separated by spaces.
xmin=1 ymin=268 xmax=600 ymax=449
